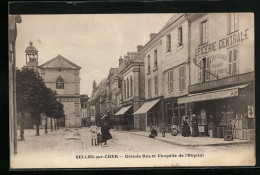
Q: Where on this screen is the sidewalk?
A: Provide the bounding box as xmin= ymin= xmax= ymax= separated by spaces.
xmin=124 ymin=130 xmax=253 ymax=146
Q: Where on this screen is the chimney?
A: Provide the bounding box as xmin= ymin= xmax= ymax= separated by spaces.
xmin=119 ymin=56 xmax=124 ymax=66
xmin=137 ymin=45 xmax=143 ymax=52
xmin=150 ymin=33 xmax=157 ymax=40
xmin=93 ymin=80 xmax=97 ymax=90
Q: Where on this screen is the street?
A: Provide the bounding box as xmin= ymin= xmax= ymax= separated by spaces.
xmin=11 ymin=127 xmax=255 ymax=168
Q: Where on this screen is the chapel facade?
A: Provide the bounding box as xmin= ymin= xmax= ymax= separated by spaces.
xmin=24 ymin=42 xmax=81 ymax=128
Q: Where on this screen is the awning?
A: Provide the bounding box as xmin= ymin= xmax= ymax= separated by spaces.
xmin=178 ymin=84 xmax=248 ymax=104
xmin=133 ymin=99 xmax=160 ymax=115
xmin=114 ymin=105 xmax=132 ymax=115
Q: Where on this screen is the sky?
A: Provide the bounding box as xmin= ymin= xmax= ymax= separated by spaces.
xmin=16 ymin=14 xmax=173 ymax=96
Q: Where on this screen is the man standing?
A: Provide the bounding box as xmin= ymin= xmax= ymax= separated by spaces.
xmin=161 ymin=121 xmax=166 ymax=137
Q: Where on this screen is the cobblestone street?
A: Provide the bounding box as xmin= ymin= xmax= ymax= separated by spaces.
xmin=11 ymin=128 xmax=255 ymax=168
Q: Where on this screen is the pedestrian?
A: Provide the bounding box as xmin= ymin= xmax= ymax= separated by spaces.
xmin=161 ymin=121 xmax=166 ymax=137
xmin=191 ymin=114 xmax=199 ymax=137
xmin=90 ymin=122 xmax=98 ymax=146
xmin=149 ymin=127 xmax=158 ymax=138
xmin=97 ymin=133 xmax=102 ymax=146
xmin=182 ymin=113 xmax=191 ymax=137
xmin=101 ymin=122 xmax=111 ymax=145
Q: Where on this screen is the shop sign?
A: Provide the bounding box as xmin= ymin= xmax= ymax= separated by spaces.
xmin=248 ymin=105 xmax=255 ymax=118
xmin=194 ymin=29 xmax=249 ymax=58
xmin=188 ymin=72 xmax=254 ymax=93
xmin=209 ymin=54 xmax=229 ymax=78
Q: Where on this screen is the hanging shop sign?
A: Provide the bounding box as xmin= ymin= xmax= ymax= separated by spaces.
xmin=194 ymin=29 xmax=249 ymax=58
xmin=248 ymin=105 xmax=255 ymax=118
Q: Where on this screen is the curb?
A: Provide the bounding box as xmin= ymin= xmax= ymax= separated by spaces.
xmin=128 ymin=132 xmax=254 ymax=147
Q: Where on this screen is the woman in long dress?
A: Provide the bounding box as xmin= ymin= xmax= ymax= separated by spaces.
xmin=191 ymin=114 xmax=199 ymax=137
xmin=182 ymin=114 xmax=191 ymax=137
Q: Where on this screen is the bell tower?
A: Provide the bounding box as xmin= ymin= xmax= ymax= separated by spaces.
xmin=25 ymin=41 xmax=39 ymax=73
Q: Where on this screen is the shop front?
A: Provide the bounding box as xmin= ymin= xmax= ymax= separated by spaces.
xmin=178 ymin=80 xmax=255 ymax=140
xmin=133 ymin=98 xmax=162 ymax=132
xmin=114 ymin=105 xmax=134 ymax=131
xmin=163 ymin=98 xmax=189 ymax=133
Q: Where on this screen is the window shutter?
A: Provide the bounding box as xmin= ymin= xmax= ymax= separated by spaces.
xmin=229 ymin=50 xmax=232 ymax=75
xmin=183 ymin=65 xmax=186 ymax=90
xmin=170 ymin=70 xmax=173 ymax=93
xmin=179 ymin=67 xmax=181 ymax=91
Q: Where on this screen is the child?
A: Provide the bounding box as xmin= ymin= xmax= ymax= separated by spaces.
xmin=149 ymin=127 xmax=157 ymax=138
xmin=90 ymin=122 xmax=98 ymax=146
xmin=97 ymin=133 xmax=103 ymax=146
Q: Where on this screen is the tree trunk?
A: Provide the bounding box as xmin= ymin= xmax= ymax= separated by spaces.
xmin=45 ymin=116 xmax=48 ymax=133
xmin=54 ymin=118 xmax=57 ymax=130
xmin=51 ymin=118 xmax=53 ymax=131
xmin=57 ymin=119 xmax=59 ymax=130
xmin=36 ymin=114 xmax=40 ymax=136
xmin=20 ymin=110 xmax=25 ymax=140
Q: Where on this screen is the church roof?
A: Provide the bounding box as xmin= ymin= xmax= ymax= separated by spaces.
xmin=39 ymin=54 xmax=81 ymax=69
xmin=25 ymin=41 xmax=38 ymax=53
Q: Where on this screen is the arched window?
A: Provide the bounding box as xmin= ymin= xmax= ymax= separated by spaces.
xmin=130 ymin=76 xmax=133 ymax=97
xmin=127 ymin=78 xmax=129 ymax=98
xmin=56 ymin=76 xmax=64 ymax=89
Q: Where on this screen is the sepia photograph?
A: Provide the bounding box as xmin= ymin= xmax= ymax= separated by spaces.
xmin=9 ymin=12 xmax=255 ymax=168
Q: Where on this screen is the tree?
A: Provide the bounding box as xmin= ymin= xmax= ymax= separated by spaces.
xmin=53 ymin=101 xmax=65 ymax=130
xmin=17 ymin=67 xmax=65 ymax=138
xmin=16 ymin=67 xmax=46 ymax=139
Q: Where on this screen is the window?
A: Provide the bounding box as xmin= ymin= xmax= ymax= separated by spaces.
xmin=167 ymin=70 xmax=173 ymax=94
xmin=154 ymin=50 xmax=158 ymax=68
xmin=56 ymin=76 xmax=64 ymax=89
xmin=228 ymin=48 xmax=238 ymax=76
xmin=127 ymin=78 xmax=129 ymax=98
xmin=148 ymin=78 xmax=151 ymax=98
xmin=178 ymin=26 xmax=183 ymax=47
xmin=124 ymin=80 xmax=126 ymax=99
xmin=179 ymin=65 xmax=186 ymax=91
xmin=154 ymin=75 xmax=158 ymax=95
xmin=199 ymin=58 xmax=210 ymax=82
xmin=166 ymin=34 xmax=171 ymax=53
xmin=201 ymin=20 xmax=208 ymax=44
xmin=130 ymin=76 xmax=133 ymax=97
xmin=230 ymin=13 xmax=239 ymax=33
xmin=147 ymin=55 xmax=151 ymax=72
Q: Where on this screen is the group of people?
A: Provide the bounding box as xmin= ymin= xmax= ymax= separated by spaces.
xmin=90 ymin=121 xmax=111 ymax=146
xmin=149 ymin=112 xmax=199 ymax=138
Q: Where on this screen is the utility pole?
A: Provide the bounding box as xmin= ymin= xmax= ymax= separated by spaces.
xmin=9 ymin=15 xmax=22 ymax=155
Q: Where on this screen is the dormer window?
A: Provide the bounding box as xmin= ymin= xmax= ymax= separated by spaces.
xmin=56 ymin=76 xmax=64 ymax=89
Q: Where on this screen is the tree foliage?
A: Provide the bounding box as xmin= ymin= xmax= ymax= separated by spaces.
xmin=16 ymin=67 xmax=65 ymax=138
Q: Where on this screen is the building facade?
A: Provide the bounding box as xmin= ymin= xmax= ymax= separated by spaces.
xmin=39 ymin=54 xmax=81 ymax=128
xmin=115 ymin=47 xmax=145 ymax=131
xmin=178 ymin=13 xmax=255 ymax=139
xmin=160 ymin=14 xmax=190 ymax=133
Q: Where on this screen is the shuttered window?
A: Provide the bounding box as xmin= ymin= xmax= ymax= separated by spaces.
xmin=166 ymin=34 xmax=171 ymax=53
xmin=154 ymin=50 xmax=158 ymax=68
xmin=178 ymin=26 xmax=183 ymax=47
xmin=148 ymin=78 xmax=151 ymax=97
xmin=167 ymin=70 xmax=173 ymax=94
xmin=228 ymin=48 xmax=238 ymax=76
xmin=230 ymin=13 xmax=239 ymax=33
xmin=147 ymin=55 xmax=151 ymax=72
xmin=154 ymin=75 xmax=158 ymax=95
xmin=201 ymin=20 xmax=208 ymax=44
xmin=179 ymin=65 xmax=186 ymax=91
